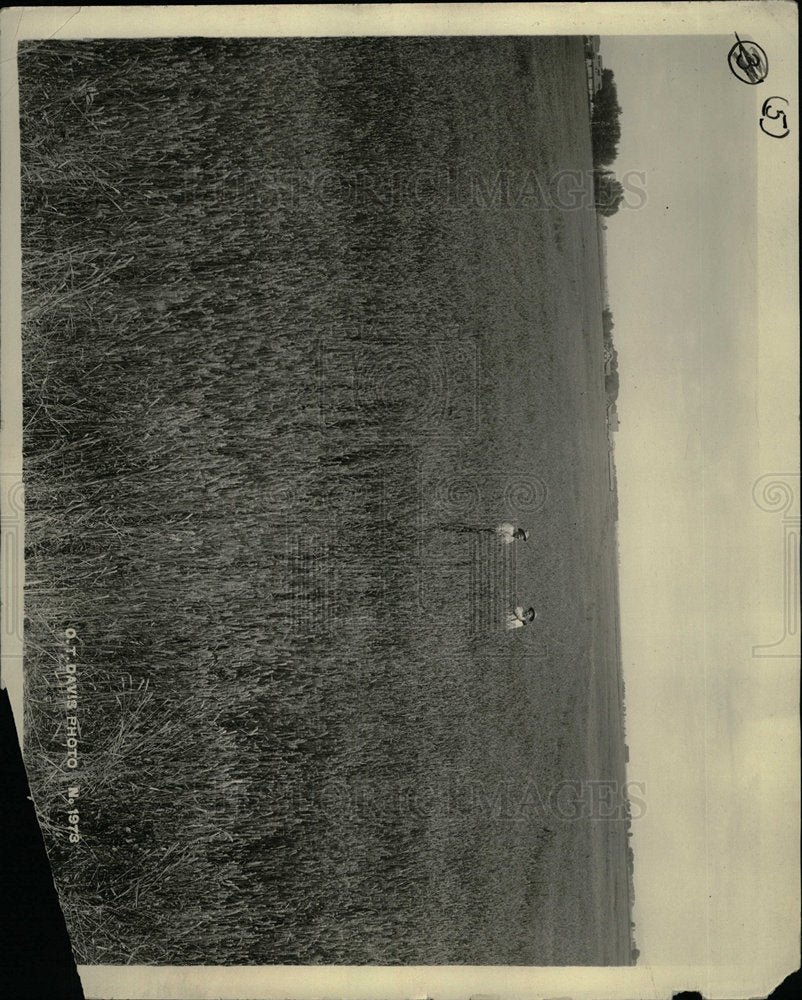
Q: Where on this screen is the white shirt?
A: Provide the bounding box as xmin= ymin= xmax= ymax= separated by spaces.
xmin=496 ymin=522 xmax=517 ymax=543
xmin=506 ymin=606 xmax=527 ymax=629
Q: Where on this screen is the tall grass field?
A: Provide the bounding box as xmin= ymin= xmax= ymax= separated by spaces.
xmin=18 ymin=36 xmax=633 ymax=965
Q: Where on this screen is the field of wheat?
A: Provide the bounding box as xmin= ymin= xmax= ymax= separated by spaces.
xmin=19 ymin=35 xmax=631 ymax=965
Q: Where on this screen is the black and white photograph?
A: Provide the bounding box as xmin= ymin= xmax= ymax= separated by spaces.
xmin=0 ymin=4 xmax=798 ymax=999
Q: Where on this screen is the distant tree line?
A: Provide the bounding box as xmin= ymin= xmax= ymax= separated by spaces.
xmin=604 ymin=348 xmax=618 ymax=406
xmin=602 ymin=307 xmax=615 ymax=341
xmin=604 ymin=313 xmax=619 ymax=404
xmin=591 ymin=69 xmax=625 ymax=217
xmin=594 ymin=169 xmax=624 ymax=217
xmin=606 ymin=364 xmax=619 ymax=403
xmin=591 ymin=69 xmax=622 ymax=167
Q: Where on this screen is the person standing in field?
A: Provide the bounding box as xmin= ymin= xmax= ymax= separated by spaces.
xmin=506 ymin=606 xmax=537 ymax=630
xmin=495 ymin=523 xmax=529 ymax=543
xmin=443 ymin=522 xmax=530 ymax=541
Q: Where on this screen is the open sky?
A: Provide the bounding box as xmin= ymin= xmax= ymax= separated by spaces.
xmin=602 ymin=33 xmax=795 ymax=972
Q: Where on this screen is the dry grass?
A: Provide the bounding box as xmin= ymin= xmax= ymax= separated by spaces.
xmin=19 ymin=36 xmax=633 ymax=965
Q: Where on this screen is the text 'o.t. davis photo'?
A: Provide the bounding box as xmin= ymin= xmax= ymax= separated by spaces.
xmin=1 ymin=5 xmax=798 ymax=998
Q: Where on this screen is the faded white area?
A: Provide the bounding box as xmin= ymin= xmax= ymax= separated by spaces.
xmin=604 ymin=28 xmax=799 ymax=976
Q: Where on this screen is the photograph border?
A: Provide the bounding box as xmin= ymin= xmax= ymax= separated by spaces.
xmin=1 ymin=4 xmax=798 ymax=999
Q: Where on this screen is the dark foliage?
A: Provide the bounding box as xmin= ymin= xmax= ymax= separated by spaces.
xmin=591 ymin=68 xmax=622 ymax=167
xmin=602 ymin=307 xmax=615 ymax=341
xmin=594 ymin=170 xmax=625 ymax=217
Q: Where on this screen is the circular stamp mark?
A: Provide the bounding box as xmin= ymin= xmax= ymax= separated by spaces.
xmin=727 ymin=34 xmax=768 ymax=85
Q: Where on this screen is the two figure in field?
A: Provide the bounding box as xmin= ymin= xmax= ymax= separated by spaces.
xmin=447 ymin=521 xmax=538 ymax=629
xmin=495 ymin=523 xmax=537 ymax=629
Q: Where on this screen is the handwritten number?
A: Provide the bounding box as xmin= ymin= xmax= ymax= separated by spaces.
xmin=760 ymin=96 xmax=790 ymax=139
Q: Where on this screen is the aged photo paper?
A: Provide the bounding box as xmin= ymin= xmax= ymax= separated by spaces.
xmin=1 ymin=3 xmax=799 ymax=999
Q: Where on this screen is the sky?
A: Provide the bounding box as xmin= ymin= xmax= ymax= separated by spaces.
xmin=601 ymin=34 xmax=796 ymax=972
